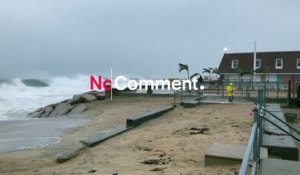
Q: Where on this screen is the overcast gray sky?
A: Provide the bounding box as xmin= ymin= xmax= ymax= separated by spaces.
xmin=0 ymin=0 xmax=299 ymax=79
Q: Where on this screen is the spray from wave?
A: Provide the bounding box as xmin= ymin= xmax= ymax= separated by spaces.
xmin=0 ymin=75 xmax=90 ymax=121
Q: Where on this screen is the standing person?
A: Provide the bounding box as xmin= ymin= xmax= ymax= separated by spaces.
xmin=198 ymin=76 xmax=204 ymax=85
xmin=198 ymin=75 xmax=204 ymax=93
xmin=226 ymin=83 xmax=235 ymax=102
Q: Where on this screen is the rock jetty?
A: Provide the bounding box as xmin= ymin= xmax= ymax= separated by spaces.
xmin=28 ymin=91 xmax=105 ymax=118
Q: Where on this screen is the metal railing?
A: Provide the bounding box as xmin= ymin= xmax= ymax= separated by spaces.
xmin=239 ymin=89 xmax=300 ymax=175
xmin=173 ymin=88 xmax=202 ymax=105
xmin=201 ymin=81 xmax=299 ymax=99
xmin=239 ymin=122 xmax=259 ymax=175
xmin=261 ymin=107 xmax=300 ymax=142
xmin=239 ymin=89 xmax=265 ymax=175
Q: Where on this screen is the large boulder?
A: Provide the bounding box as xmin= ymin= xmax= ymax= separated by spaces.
xmin=87 ymin=91 xmax=105 ymax=100
xmin=69 ymin=93 xmax=97 ymax=105
xmin=49 ymin=103 xmax=73 ymax=117
xmin=86 ymin=90 xmax=100 ymax=96
xmin=68 ymin=104 xmax=87 ymax=115
xmin=95 ymin=93 xmax=105 ymax=100
xmin=69 ymin=95 xmax=84 ymax=104
xmin=81 ymin=93 xmax=97 ymax=102
xmin=28 ymin=91 xmax=106 ymax=118
xmin=40 ymin=105 xmax=54 ymax=118
xmin=28 ymin=108 xmax=45 ymax=118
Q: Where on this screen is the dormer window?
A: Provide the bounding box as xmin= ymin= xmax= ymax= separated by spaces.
xmin=275 ymin=58 xmax=283 ymax=69
xmin=297 ymin=58 xmax=300 ymax=69
xmin=231 ymin=60 xmax=238 ymax=69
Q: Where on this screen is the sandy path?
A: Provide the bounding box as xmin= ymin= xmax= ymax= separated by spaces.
xmin=0 ymin=97 xmax=254 ymax=175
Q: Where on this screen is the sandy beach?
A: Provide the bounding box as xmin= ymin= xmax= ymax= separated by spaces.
xmin=0 ymin=96 xmax=254 ymax=175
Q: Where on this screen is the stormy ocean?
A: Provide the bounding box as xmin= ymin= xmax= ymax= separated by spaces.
xmin=0 ymin=75 xmax=175 ymax=121
xmin=0 ymin=75 xmax=90 ymax=121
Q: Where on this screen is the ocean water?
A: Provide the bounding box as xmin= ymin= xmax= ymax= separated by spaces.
xmin=0 ymin=75 xmax=91 ymax=121
xmin=0 ymin=75 xmax=176 ymax=121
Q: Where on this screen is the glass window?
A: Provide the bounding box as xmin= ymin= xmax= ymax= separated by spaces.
xmin=256 ymin=59 xmax=261 ymax=68
xmin=297 ymin=58 xmax=300 ymax=69
xmin=275 ymin=58 xmax=283 ymax=69
xmin=231 ymin=60 xmax=238 ymax=69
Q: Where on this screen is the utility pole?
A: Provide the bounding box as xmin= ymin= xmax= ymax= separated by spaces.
xmin=253 ymin=41 xmax=257 ymax=90
xmin=253 ymin=41 xmax=257 ymax=76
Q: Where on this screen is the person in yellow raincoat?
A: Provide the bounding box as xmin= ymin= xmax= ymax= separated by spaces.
xmin=226 ymin=83 xmax=235 ymax=102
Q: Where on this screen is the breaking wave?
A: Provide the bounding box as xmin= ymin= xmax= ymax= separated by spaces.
xmin=0 ymin=75 xmax=91 ymax=120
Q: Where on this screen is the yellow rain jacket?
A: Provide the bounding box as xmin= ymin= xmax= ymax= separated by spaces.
xmin=226 ymin=84 xmax=235 ymax=96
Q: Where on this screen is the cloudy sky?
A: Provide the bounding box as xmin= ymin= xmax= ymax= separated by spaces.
xmin=0 ymin=0 xmax=299 ymax=78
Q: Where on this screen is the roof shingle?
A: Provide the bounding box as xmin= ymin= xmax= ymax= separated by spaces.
xmin=218 ymin=51 xmax=300 ymax=73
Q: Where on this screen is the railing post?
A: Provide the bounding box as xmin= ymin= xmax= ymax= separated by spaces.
xmin=252 ymin=107 xmax=259 ymax=175
xmin=239 ymin=89 xmax=266 ymax=175
xmin=288 ymin=80 xmax=291 ymax=107
xmin=259 ymin=88 xmax=265 ymax=154
xmin=257 ymin=90 xmax=261 ymax=105
xmin=262 ymin=89 xmax=267 ymax=106
xmin=258 ymin=106 xmax=263 ymax=154
xmin=252 ymin=89 xmax=264 ymax=175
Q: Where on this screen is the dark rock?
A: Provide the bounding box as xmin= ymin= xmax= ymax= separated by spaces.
xmin=88 ymin=169 xmax=97 ymax=173
xmin=81 ymin=93 xmax=97 ymax=102
xmin=86 ymin=90 xmax=100 ymax=95
xmin=150 ymin=167 xmax=166 ymax=172
xmin=69 ymin=95 xmax=84 ymax=105
xmin=189 ymin=127 xmax=209 ymax=135
xmin=40 ymin=105 xmax=53 ymax=118
xmin=142 ymin=157 xmax=161 ymax=165
xmin=28 ymin=90 xmax=104 ymax=118
xmin=60 ymin=99 xmax=69 ymax=103
xmin=49 ymin=103 xmax=73 ymax=117
xmin=68 ymin=104 xmax=87 ymax=115
xmin=95 ymin=94 xmax=105 ymax=100
xmin=36 ymin=107 xmax=44 ymax=112
xmin=87 ymin=90 xmax=105 ymax=100
xmin=142 ymin=156 xmax=170 ymax=165
xmin=69 ymin=93 xmax=96 ymax=105
xmin=136 ymin=146 xmax=153 ymax=151
xmin=28 ymin=110 xmax=45 ymax=118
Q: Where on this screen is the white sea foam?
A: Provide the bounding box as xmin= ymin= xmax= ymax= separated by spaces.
xmin=0 ymin=75 xmax=90 ymax=120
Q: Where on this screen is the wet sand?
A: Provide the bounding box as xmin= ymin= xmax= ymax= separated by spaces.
xmin=0 ymin=116 xmax=88 ymax=154
xmin=0 ymin=96 xmax=255 ymax=175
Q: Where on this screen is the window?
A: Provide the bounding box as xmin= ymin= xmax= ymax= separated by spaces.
xmin=256 ymin=59 xmax=261 ymax=68
xmin=297 ymin=58 xmax=300 ymax=69
xmin=275 ymin=58 xmax=283 ymax=69
xmin=231 ymin=60 xmax=238 ymax=69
